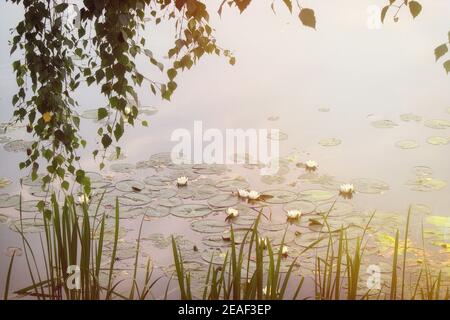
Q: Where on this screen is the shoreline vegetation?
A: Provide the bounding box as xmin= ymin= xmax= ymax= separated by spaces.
xmin=3 ymin=194 xmax=448 ymax=300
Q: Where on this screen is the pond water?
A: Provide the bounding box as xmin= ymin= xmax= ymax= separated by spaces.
xmin=1 ymin=1 xmax=450 ymax=299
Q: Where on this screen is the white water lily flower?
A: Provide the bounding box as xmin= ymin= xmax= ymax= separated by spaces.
xmin=226 ymin=207 xmax=239 ymax=218
xmin=237 ymin=189 xmax=249 ymax=198
xmin=305 ymin=160 xmax=318 ymax=170
xmin=281 ymin=245 xmax=289 ymax=256
xmin=176 ymin=176 xmax=188 ymax=186
xmin=248 ymin=190 xmax=260 ymax=200
xmin=339 ymin=183 xmax=354 ymax=194
xmin=286 ymin=209 xmax=302 ymax=220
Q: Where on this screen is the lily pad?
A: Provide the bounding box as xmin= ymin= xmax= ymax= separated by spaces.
xmin=424 ymin=119 xmax=450 ymax=129
xmin=319 ymin=138 xmax=341 ymax=147
xmin=351 ymin=178 xmax=389 ymax=194
xmin=283 ymin=200 xmax=316 ymax=214
xmin=191 ymin=219 xmax=229 ymax=233
xmin=262 ymin=230 xmax=295 ymax=245
xmin=215 ymin=179 xmax=249 ymax=192
xmin=0 ymin=178 xmax=11 ymax=188
xmin=144 ymin=205 xmax=170 ymax=218
xmin=171 ymin=204 xmax=212 ymax=218
xmin=115 ymin=179 xmax=146 ymax=192
xmin=119 ymin=193 xmax=152 ymax=206
xmin=202 ymin=234 xmax=230 ymax=247
xmin=260 ymin=189 xmax=298 ymax=204
xmin=207 ymin=194 xmax=239 ymax=208
xmin=400 ymin=113 xmax=422 ymax=122
xmin=395 ymin=140 xmax=419 ymax=149
xmin=110 ymin=163 xmax=135 ymax=173
xmin=315 ymin=201 xmax=354 ymax=217
xmin=427 ymin=136 xmax=449 ymax=145
xmin=9 ymin=218 xmax=46 ymax=233
xmin=157 ymin=197 xmax=183 ymax=207
xmin=201 ymin=248 xmax=230 ymax=265
xmin=411 ymin=166 xmax=433 ymax=177
xmin=14 ymin=200 xmax=42 ymax=212
xmin=371 ymin=120 xmax=398 ymax=129
xmin=299 ymin=189 xmax=336 ymax=202
xmin=407 ymin=177 xmax=447 ymax=192
xmin=267 ymin=131 xmax=288 ymax=141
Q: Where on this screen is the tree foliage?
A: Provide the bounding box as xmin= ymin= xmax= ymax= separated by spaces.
xmin=7 ymin=0 xmax=309 ymax=194
xmin=6 ymin=0 xmax=448 ymax=196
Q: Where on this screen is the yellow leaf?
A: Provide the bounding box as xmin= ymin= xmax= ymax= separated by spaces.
xmin=43 ymin=112 xmax=52 ymax=123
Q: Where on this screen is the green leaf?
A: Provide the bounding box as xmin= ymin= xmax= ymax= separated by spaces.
xmin=435 ymin=44 xmax=448 ymax=61
xmin=101 ymin=134 xmax=112 ymax=148
xmin=282 ymin=0 xmax=292 ymax=13
xmin=98 ymin=108 xmax=108 ymax=120
xmin=381 ymin=6 xmax=389 ymax=23
xmin=299 ymin=8 xmax=316 ymax=29
xmin=54 ymin=3 xmax=69 ymax=13
xmin=444 ymin=60 xmax=450 ymax=74
xmin=113 ymin=123 xmax=124 ymax=141
xmin=167 ymin=68 xmax=177 ymax=80
xmin=409 ymin=1 xmax=422 ymax=19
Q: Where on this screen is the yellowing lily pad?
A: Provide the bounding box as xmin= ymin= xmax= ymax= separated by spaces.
xmin=400 ymin=113 xmax=422 ymax=122
xmin=407 ymin=177 xmax=447 ymax=192
xmin=426 ymin=136 xmax=449 ymax=145
xmin=424 ymin=119 xmax=450 ymax=129
xmin=319 ymin=138 xmax=341 ymax=147
xmin=395 ymin=139 xmax=419 ymax=149
xmin=371 ymin=120 xmax=398 ymax=129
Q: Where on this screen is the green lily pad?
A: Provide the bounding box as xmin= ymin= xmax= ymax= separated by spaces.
xmin=119 ymin=193 xmax=152 ymax=206
xmin=315 ymin=201 xmax=354 ymax=216
xmin=201 ymin=234 xmax=230 ymax=247
xmin=201 ymin=248 xmax=230 ymax=265
xmin=171 ymin=204 xmax=212 ymax=218
xmin=191 ymin=219 xmax=229 ymax=233
xmin=9 ymin=218 xmax=46 ymax=233
xmin=215 ymin=179 xmax=249 ymax=192
xmin=299 ymin=189 xmax=336 ymax=202
xmin=110 ymin=163 xmax=135 ymax=173
xmin=262 ymin=230 xmax=295 ymax=245
xmin=144 ymin=205 xmax=170 ymax=218
xmin=115 ymin=179 xmax=146 ymax=192
xmin=351 ymin=178 xmax=390 ymax=194
xmin=207 ymin=194 xmax=239 ymax=208
xmin=260 ymin=189 xmax=298 ymax=204
xmin=15 ymin=200 xmax=42 ymax=212
xmin=157 ymin=197 xmax=183 ymax=207
xmin=283 ymin=200 xmax=316 ymax=214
